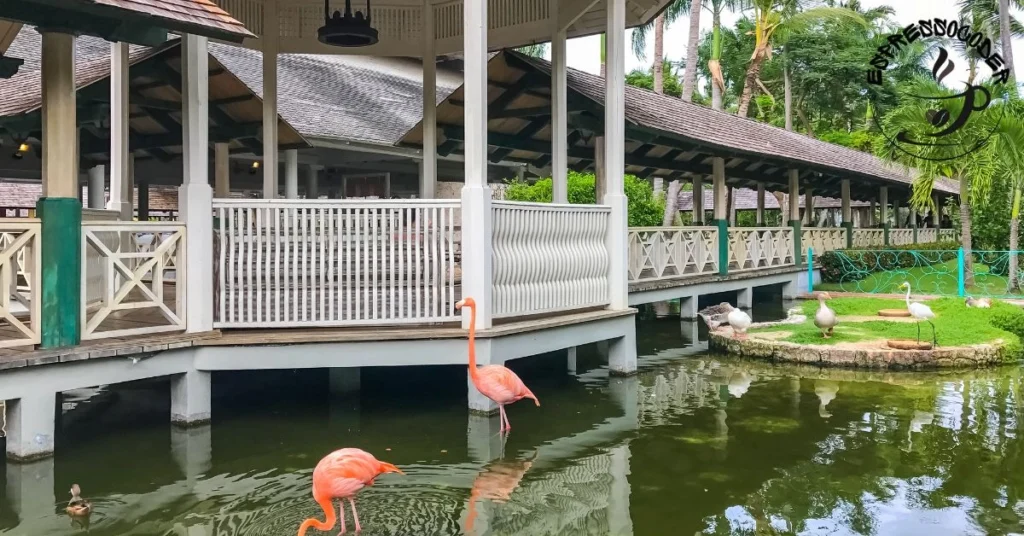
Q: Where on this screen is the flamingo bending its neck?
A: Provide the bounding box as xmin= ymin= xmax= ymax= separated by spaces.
xmin=457 ymin=297 xmax=539 ymax=433
xmin=297 ymin=448 xmax=404 ymax=535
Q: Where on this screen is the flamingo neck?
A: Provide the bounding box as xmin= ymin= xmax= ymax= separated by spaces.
xmin=297 ymin=494 xmax=336 ymax=536
xmin=467 ymin=303 xmax=480 ymax=382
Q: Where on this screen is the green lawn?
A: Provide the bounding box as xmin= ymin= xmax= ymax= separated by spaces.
xmin=815 ymin=260 xmax=1024 ymax=297
xmin=750 ymin=297 xmax=1024 ymax=361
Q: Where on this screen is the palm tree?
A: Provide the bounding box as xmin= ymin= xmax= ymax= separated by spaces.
xmin=632 ymin=1 xmax=693 ymax=95
xmin=736 ymin=0 xmax=864 ymax=117
xmin=708 ymin=0 xmax=745 ymax=110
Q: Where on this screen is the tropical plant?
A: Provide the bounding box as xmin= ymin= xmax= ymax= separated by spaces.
xmin=632 ymin=1 xmax=693 ymax=95
xmin=503 ymin=171 xmax=666 ymax=226
xmin=626 ymin=61 xmax=684 ymax=97
xmin=516 ymin=43 xmax=548 ymax=58
xmin=707 ymin=0 xmax=745 ymax=110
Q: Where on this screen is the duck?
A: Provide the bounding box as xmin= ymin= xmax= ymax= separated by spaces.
xmin=66 ymin=484 xmax=91 ymax=518
xmin=813 ymin=292 xmax=838 ymax=338
xmin=727 ymin=307 xmax=752 ymax=340
xmin=965 ymin=296 xmax=992 ymax=308
xmin=697 ymin=302 xmax=734 ymax=331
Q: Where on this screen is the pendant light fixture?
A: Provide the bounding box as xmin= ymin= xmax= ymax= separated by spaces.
xmin=317 ymin=0 xmax=379 ymax=48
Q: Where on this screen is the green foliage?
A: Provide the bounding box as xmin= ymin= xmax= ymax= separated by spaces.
xmin=818 ymin=130 xmax=881 ymax=153
xmin=503 ymin=171 xmax=665 ymax=227
xmin=626 ymin=61 xmax=683 ymax=97
xmin=818 ymin=241 xmax=961 ymax=284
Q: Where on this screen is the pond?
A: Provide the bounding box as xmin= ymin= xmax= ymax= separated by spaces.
xmin=1 ymin=300 xmax=1022 ymax=535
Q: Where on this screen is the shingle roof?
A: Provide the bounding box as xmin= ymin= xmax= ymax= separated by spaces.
xmin=677 ymin=188 xmax=871 ymax=212
xmin=208 ymin=45 xmax=463 ymax=146
xmin=513 ymin=52 xmax=959 ymax=195
xmin=72 ymin=0 xmax=253 ymax=41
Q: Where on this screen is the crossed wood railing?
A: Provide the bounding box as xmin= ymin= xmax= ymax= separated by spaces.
xmin=627 ymin=227 xmax=718 ymax=283
xmin=728 ymin=228 xmax=795 ymax=272
xmin=801 ymin=228 xmax=847 ymax=255
xmin=0 ymin=220 xmax=41 ymax=348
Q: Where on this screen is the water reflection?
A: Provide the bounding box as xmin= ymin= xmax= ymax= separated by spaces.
xmin=1 ymin=315 xmax=1022 ymax=535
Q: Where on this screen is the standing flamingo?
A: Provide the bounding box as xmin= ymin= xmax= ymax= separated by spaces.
xmin=297 ymin=448 xmax=404 ymax=535
xmin=457 ymin=297 xmax=539 ymax=433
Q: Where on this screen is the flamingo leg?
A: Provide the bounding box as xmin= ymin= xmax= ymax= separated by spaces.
xmin=338 ymin=500 xmax=347 ymax=535
xmin=496 ymin=404 xmax=505 ymax=432
xmin=348 ymin=498 xmax=361 ymax=533
xmin=503 ymin=405 xmax=512 ymax=433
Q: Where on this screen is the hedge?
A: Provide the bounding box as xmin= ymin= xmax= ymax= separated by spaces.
xmin=819 ymin=241 xmax=961 ymax=284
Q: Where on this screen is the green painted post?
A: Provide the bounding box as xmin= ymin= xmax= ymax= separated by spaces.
xmin=790 ymin=219 xmax=803 ymax=266
xmin=883 ymin=223 xmax=891 ymax=246
xmin=36 ymin=197 xmax=82 ymax=348
xmin=715 ymin=219 xmax=729 ymax=276
xmin=807 ymin=248 xmax=814 ymax=293
xmin=842 ymin=221 xmax=854 ymax=249
xmin=957 ymin=247 xmax=966 ymax=297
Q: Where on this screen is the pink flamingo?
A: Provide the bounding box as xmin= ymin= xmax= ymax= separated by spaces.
xmin=297 ymin=448 xmax=404 ymax=535
xmin=457 ymin=297 xmax=539 ymax=433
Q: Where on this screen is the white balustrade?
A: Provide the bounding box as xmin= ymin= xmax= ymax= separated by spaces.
xmin=82 ymin=209 xmax=121 ymax=305
xmin=491 ymin=201 xmax=610 ymax=318
xmin=938 ymin=229 xmax=957 ymax=242
xmin=627 ymin=227 xmax=718 ymax=283
xmin=917 ymin=228 xmax=938 ymax=243
xmin=852 ymin=229 xmax=885 ymax=247
xmin=214 ymin=199 xmax=461 ymax=328
xmin=0 ymin=220 xmax=41 ymax=348
xmin=890 ymin=229 xmax=914 ymax=246
xmin=81 ymin=222 xmax=186 ymax=340
xmin=727 ymin=228 xmax=795 ymax=271
xmin=800 ymin=228 xmax=847 ymax=255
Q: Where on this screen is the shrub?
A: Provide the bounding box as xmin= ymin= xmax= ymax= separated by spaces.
xmin=503 ymin=171 xmax=665 ymax=227
xmin=819 ymin=241 xmax=960 ymax=284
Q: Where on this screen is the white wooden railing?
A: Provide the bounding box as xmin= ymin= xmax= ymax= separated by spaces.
xmin=917 ymin=228 xmax=938 ymax=243
xmin=82 ymin=209 xmax=121 ymax=305
xmin=627 ymin=227 xmax=718 ymax=283
xmin=889 ymin=228 xmax=914 ymax=246
xmin=801 ymin=228 xmax=847 ymax=255
xmin=0 ymin=220 xmax=40 ymax=348
xmin=938 ymin=229 xmax=957 ymax=242
xmin=727 ymin=228 xmax=795 ymax=271
xmin=491 ymin=201 xmax=610 ymax=318
xmin=852 ymin=229 xmax=885 ymax=247
xmin=214 ymin=199 xmax=461 ymax=327
xmin=81 ymin=222 xmax=186 ymax=340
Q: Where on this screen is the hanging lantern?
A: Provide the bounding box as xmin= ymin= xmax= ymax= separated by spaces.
xmin=317 ymin=0 xmax=379 ymax=48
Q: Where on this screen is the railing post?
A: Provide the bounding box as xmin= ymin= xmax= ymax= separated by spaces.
xmin=843 ymin=222 xmax=854 ymax=249
xmin=807 ymin=247 xmax=814 ymax=293
xmin=716 ymin=220 xmax=729 ymax=276
xmin=883 ymin=223 xmax=890 ymax=246
xmin=791 ymin=219 xmax=803 ymax=266
xmin=957 ymin=247 xmax=966 ymax=297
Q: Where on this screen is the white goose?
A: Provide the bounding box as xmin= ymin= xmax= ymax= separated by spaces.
xmin=727 ymin=306 xmax=752 ymax=340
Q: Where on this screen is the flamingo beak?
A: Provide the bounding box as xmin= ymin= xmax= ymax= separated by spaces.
xmin=455 ymin=299 xmax=466 ymax=310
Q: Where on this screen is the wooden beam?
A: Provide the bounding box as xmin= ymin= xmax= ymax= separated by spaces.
xmin=489 ymin=118 xmax=549 ymax=163
xmin=490 ymin=106 xmax=553 ymax=120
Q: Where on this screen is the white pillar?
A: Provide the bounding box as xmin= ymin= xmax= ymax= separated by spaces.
xmin=5 ymin=393 xmax=56 ymax=461
xmin=551 ymin=24 xmax=568 ymax=203
xmin=41 ymin=32 xmax=77 ymax=198
xmin=108 ymin=42 xmax=132 ymax=218
xmin=284 ymin=148 xmax=298 ymax=199
xmin=306 ymin=164 xmax=322 ymax=199
xmin=737 ymin=286 xmax=752 ymax=308
xmin=461 ymin=0 xmax=493 ymax=329
xmin=87 ymin=165 xmax=105 ymax=208
xmin=604 ymin=0 xmax=629 ymax=310
xmin=841 ymin=179 xmax=851 ymax=224
xmin=214 ymin=142 xmax=230 ymax=198
xmin=261 ymin=0 xmax=279 ymax=199
xmin=179 ymin=34 xmax=214 ymax=333
xmin=756 ymin=182 xmax=765 ymax=225
xmin=421 ymin=4 xmax=437 ymax=199
xmin=691 ymin=176 xmax=703 ymax=223
xmin=712 ymin=158 xmax=727 ymax=221
xmin=880 ymin=186 xmax=889 ymax=225
xmin=788 ymin=170 xmax=800 ymax=222
xmin=171 ymin=370 xmax=212 ymax=426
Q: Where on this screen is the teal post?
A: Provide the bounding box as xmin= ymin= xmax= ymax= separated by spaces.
xmin=883 ymin=223 xmax=891 ymax=246
xmin=790 ymin=219 xmax=803 ymax=266
xmin=842 ymin=221 xmax=854 ymax=249
xmin=36 ymin=197 xmax=82 ymax=348
xmin=807 ymin=248 xmax=814 ymax=293
xmin=715 ymin=219 xmax=729 ymax=276
xmin=957 ymin=247 xmax=966 ymax=297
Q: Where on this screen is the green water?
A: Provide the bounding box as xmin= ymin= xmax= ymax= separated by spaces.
xmin=2 ymin=311 xmax=1023 ymax=535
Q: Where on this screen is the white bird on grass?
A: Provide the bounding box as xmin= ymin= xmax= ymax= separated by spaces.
xmin=900 ymin=282 xmax=937 ymax=347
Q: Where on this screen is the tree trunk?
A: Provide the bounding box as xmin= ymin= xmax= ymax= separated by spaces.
xmin=709 ymin=9 xmax=724 ymax=110
xmin=737 ymin=45 xmax=770 ymax=117
xmin=653 ymin=14 xmax=665 ymax=94
xmin=784 ymin=64 xmax=793 ymax=131
xmin=681 ymin=0 xmax=703 ymax=101
xmin=796 ymin=104 xmax=816 ymax=138
xmin=1011 ymin=187 xmax=1021 ymax=289
xmin=1000 ymin=0 xmax=1016 ymax=82
xmin=654 ymin=179 xmax=683 ymax=318
xmin=961 ymin=175 xmax=975 ymax=287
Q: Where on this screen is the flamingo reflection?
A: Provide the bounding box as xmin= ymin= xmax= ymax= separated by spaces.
xmin=464 ymin=451 xmax=539 ymax=534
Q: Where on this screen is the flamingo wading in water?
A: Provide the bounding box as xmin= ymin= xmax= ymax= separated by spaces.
xmin=297 ymin=448 xmax=404 ymax=535
xmin=457 ymin=297 xmax=539 ymax=433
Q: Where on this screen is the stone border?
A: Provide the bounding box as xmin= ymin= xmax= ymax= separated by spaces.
xmin=708 ymin=312 xmax=1006 ymax=369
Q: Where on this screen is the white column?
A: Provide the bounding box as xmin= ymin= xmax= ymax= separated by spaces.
xmin=108 ymin=42 xmax=132 ymax=218
xmin=284 ymin=148 xmax=298 ymax=199
xmin=171 ymin=370 xmax=212 ymax=425
xmin=179 ymin=34 xmax=214 ymax=332
xmin=421 ymin=3 xmax=437 ymax=199
xmin=879 ymin=186 xmax=889 ymax=225
xmin=41 ymin=32 xmax=77 ymax=198
xmin=604 ymin=0 xmax=629 ymax=310
xmin=261 ymin=0 xmax=279 ymax=199
xmin=804 ymin=188 xmax=814 ymax=225
xmin=691 ymin=176 xmax=703 ymax=223
xmin=712 ymin=158 xmax=727 ymax=221
xmin=5 ymin=393 xmax=56 ymax=461
xmin=87 ymin=165 xmax=105 ymax=208
xmin=788 ymin=170 xmax=800 ymax=222
xmin=214 ymin=142 xmax=230 ymax=197
xmin=841 ymin=179 xmax=851 ymax=224
xmin=551 ymin=24 xmax=568 ymax=203
xmin=756 ymin=182 xmax=765 ymax=225
xmin=461 ymin=0 xmax=493 ymax=329
xmin=306 ymin=164 xmax=322 ymax=199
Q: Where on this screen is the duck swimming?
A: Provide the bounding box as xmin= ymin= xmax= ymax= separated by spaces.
xmin=66 ymin=484 xmax=91 ymax=518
